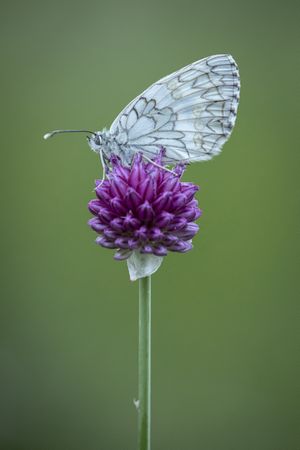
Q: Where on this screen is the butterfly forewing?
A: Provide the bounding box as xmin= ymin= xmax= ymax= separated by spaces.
xmin=110 ymin=54 xmax=240 ymax=163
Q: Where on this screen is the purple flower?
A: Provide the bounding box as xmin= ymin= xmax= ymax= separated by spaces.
xmin=88 ymin=151 xmax=202 ymax=261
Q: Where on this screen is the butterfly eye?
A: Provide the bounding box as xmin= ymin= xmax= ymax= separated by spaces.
xmin=94 ymin=134 xmax=102 ymax=146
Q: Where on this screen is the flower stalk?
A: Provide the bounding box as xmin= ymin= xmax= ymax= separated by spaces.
xmin=138 ymin=275 xmax=151 ymax=450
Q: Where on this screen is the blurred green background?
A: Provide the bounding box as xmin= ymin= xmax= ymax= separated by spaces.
xmin=1 ymin=0 xmax=299 ymax=449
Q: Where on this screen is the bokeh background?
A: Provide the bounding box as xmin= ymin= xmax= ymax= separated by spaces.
xmin=1 ymin=0 xmax=299 ymax=449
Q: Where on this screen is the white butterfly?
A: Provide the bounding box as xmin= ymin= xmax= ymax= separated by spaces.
xmin=44 ymin=54 xmax=240 ymax=167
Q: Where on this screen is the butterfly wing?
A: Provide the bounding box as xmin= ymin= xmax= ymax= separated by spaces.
xmin=110 ymin=54 xmax=240 ymax=163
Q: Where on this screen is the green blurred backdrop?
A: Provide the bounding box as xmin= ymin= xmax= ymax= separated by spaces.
xmin=1 ymin=0 xmax=299 ymax=449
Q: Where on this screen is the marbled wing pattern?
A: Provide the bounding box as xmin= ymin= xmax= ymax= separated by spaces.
xmin=110 ymin=54 xmax=240 ymax=163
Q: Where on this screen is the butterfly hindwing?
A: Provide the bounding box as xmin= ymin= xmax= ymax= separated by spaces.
xmin=110 ymin=54 xmax=240 ymax=163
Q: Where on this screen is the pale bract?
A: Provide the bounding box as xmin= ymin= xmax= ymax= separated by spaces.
xmin=127 ymin=252 xmax=163 ymax=281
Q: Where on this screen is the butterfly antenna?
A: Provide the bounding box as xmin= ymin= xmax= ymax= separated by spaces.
xmin=43 ymin=129 xmax=96 ymax=140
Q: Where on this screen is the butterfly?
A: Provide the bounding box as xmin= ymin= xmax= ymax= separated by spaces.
xmin=44 ymin=54 xmax=240 ymax=169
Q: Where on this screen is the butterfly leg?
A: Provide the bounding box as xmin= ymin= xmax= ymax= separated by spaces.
xmin=95 ymin=149 xmax=109 ymax=189
xmin=141 ymin=154 xmax=178 ymax=176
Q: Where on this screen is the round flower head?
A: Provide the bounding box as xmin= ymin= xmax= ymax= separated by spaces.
xmin=88 ymin=151 xmax=201 ymax=264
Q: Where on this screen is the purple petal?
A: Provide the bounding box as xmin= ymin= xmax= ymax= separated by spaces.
xmin=103 ymin=228 xmax=119 ymax=239
xmin=152 ymin=147 xmax=166 ymax=165
xmin=114 ymin=249 xmax=132 ymax=260
xmin=133 ymin=153 xmax=143 ymax=164
xmin=96 ymin=237 xmax=118 ymax=249
xmin=180 ymin=207 xmax=202 ymax=221
xmin=153 ymin=245 xmax=168 ymax=256
xmin=125 ymin=187 xmax=142 ymax=211
xmin=88 ymin=200 xmax=102 ymax=215
xmin=137 ymin=201 xmax=155 ymax=222
xmin=110 ymin=218 xmax=125 ymax=232
xmin=88 ymin=218 xmax=106 ymax=233
xmin=129 ymin=160 xmax=145 ymax=189
xmin=138 ymin=177 xmax=155 ymax=202
xmin=174 ymin=163 xmax=186 ymax=177
xmin=167 ymin=217 xmax=187 ymax=231
xmin=95 ymin=187 xmax=111 ymax=204
xmin=186 ymin=199 xmax=199 ymax=208
xmin=158 ymin=175 xmax=180 ymax=194
xmin=146 ymin=165 xmax=163 ymax=185
xmin=170 ymin=193 xmax=187 ymax=211
xmin=110 ymin=177 xmax=128 ymax=198
xmin=148 ymin=227 xmax=164 ymax=241
xmin=194 ymin=209 xmax=202 ymax=220
xmin=176 ymin=223 xmax=199 ymax=240
xmin=128 ymin=238 xmax=140 ymax=249
xmin=114 ymin=165 xmax=130 ymax=181
xmin=180 ymin=182 xmax=194 ymax=191
xmin=155 ymin=211 xmax=174 ymax=228
xmin=140 ymin=245 xmax=154 ymax=254
xmin=181 ymin=185 xmax=199 ymax=202
xmin=115 ymin=237 xmax=130 ymax=249
xmin=161 ymin=234 xmax=178 ymax=246
xmin=169 ymin=240 xmax=193 ymax=253
xmin=110 ymin=197 xmax=128 ymax=215
xmin=95 ymin=179 xmax=110 ymax=189
xmin=110 ymin=155 xmax=121 ymax=167
xmin=134 ymin=226 xmax=148 ymax=240
xmin=98 ymin=208 xmax=115 ymax=224
xmin=123 ymin=213 xmax=141 ymax=231
xmin=152 ymin=192 xmax=172 ymax=212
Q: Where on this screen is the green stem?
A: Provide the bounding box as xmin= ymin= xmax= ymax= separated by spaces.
xmin=138 ymin=276 xmax=151 ymax=450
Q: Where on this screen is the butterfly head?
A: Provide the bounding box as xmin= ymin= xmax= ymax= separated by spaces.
xmin=87 ymin=132 xmax=103 ymax=153
xmin=43 ymin=128 xmax=111 ymax=160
